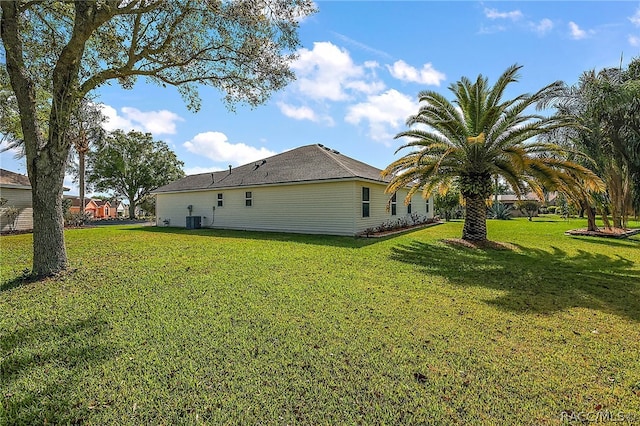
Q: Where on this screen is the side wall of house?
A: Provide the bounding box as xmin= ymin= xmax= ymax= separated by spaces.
xmin=0 ymin=187 xmax=33 ymax=232
xmin=156 ymin=181 xmax=358 ymax=235
xmin=156 ymin=180 xmax=434 ymax=236
xmin=353 ymin=182 xmax=434 ymax=234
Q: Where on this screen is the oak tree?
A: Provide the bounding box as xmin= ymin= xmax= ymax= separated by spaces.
xmin=87 ymin=130 xmax=184 ymax=219
xmin=1 ymin=0 xmax=314 ymax=277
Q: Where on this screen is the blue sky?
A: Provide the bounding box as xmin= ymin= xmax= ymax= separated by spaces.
xmin=2 ymin=1 xmax=640 ymax=196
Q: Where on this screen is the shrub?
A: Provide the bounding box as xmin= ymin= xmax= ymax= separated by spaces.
xmin=488 ymin=203 xmax=512 ymax=220
xmin=1 ymin=205 xmax=20 ymax=231
xmin=514 ymin=199 xmax=540 ymax=221
xmin=65 ymin=211 xmax=92 ymax=227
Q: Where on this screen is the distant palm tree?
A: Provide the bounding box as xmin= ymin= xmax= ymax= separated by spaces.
xmin=382 ymin=64 xmax=603 ymax=242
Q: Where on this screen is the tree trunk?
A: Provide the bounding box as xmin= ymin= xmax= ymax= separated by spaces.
xmin=2 ymin=2 xmax=68 ymax=276
xmin=2 ymin=1 xmax=103 ymax=277
xmin=129 ymin=200 xmax=136 ymax=219
xmin=463 ymin=194 xmax=487 ymax=241
xmin=79 ymin=150 xmax=86 ymax=213
xmin=581 ymin=199 xmax=598 ymax=232
xmin=31 ymin=152 xmax=69 ymax=276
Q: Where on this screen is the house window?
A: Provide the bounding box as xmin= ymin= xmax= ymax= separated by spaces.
xmin=362 ymin=187 xmax=370 ymax=218
xmin=391 ymin=193 xmax=397 ymax=216
xmin=407 ymin=202 xmax=412 ymax=214
xmin=426 ymin=200 xmax=430 ymax=213
xmin=245 ymin=191 xmax=252 ymax=207
xmin=105 ymin=207 xmax=109 ymax=216
xmin=217 ymin=193 xmax=223 ymax=207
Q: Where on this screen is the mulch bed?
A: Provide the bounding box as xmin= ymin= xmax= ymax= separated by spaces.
xmin=565 ymin=227 xmax=640 ymax=239
xmin=359 ymin=221 xmax=443 ymax=238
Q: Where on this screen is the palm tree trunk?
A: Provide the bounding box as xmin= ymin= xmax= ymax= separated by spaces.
xmin=463 ymin=194 xmax=487 ymax=241
xmin=581 ymin=199 xmax=598 ymax=232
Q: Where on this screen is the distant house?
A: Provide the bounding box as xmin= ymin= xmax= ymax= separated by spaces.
xmin=153 ymin=144 xmax=434 ymax=236
xmin=112 ymin=199 xmax=126 ymax=217
xmin=66 ymin=196 xmax=92 ymax=215
xmin=497 ymin=193 xmax=543 ymax=217
xmin=0 ymin=169 xmax=33 ymax=232
xmin=93 ymin=199 xmax=112 ymax=219
xmin=84 ymin=199 xmax=99 ymax=218
xmin=65 ymin=197 xmax=120 ymax=219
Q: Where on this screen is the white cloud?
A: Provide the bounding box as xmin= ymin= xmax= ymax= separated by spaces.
xmin=276 ymin=102 xmax=334 ymax=125
xmin=183 ymin=166 xmax=224 ymax=176
xmin=183 ymin=132 xmax=276 ymax=165
xmin=98 ymin=104 xmax=183 ymax=135
xmin=277 ymin=102 xmax=318 ymax=121
xmin=531 ymin=18 xmax=554 ymax=36
xmin=568 ymin=21 xmax=591 ymax=40
xmin=344 ymin=80 xmax=386 ymax=94
xmin=484 ymin=8 xmax=523 ymax=21
xmin=630 ymin=8 xmax=640 ymax=26
xmin=120 ymin=107 xmax=183 ymax=135
xmin=291 ymin=41 xmax=384 ymax=101
xmin=345 ymin=89 xmax=417 ymax=142
xmin=629 ymin=35 xmax=640 ymax=46
xmin=387 ymin=60 xmax=446 ymax=86
xmin=99 ymin=104 xmax=138 ymax=132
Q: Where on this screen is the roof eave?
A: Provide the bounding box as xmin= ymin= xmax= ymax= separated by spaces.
xmin=152 ymin=176 xmax=390 ymax=195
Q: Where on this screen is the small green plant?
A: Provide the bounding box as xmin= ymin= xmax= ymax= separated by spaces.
xmin=65 ymin=211 xmax=92 ymax=227
xmin=435 ymin=191 xmax=461 ymax=222
xmin=488 ymin=202 xmax=512 ymax=220
xmin=514 ymin=200 xmax=540 ymax=221
xmin=1 ymin=205 xmax=20 ymax=231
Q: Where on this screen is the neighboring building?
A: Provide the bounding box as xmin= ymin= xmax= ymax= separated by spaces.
xmin=112 ymin=199 xmax=126 ymax=217
xmin=65 ymin=196 xmax=93 ymax=215
xmin=153 ymin=144 xmax=434 ymax=236
xmin=65 ymin=196 xmax=122 ymax=219
xmin=496 ymin=193 xmax=543 ymax=217
xmin=94 ymin=199 xmax=112 ymax=219
xmin=0 ymin=169 xmax=33 ymax=232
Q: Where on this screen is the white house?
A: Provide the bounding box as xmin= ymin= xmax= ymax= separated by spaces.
xmin=0 ymin=169 xmax=33 ymax=232
xmin=153 ymin=144 xmax=434 ymax=236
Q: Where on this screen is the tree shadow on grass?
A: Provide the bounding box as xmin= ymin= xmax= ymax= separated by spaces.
xmin=125 ymin=225 xmax=394 ymax=248
xmin=1 ymin=315 xmax=115 ymax=424
xmin=565 ymin=235 xmax=640 ymax=248
xmin=0 ymin=274 xmax=37 ymax=293
xmin=390 ymin=240 xmax=640 ymax=321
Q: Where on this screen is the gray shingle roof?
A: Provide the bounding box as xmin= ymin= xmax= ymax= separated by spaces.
xmin=153 ymin=144 xmax=389 ymax=193
xmin=0 ymin=169 xmax=31 ymax=188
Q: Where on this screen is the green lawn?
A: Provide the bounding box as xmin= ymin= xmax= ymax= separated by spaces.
xmin=1 ymin=217 xmax=639 ymax=425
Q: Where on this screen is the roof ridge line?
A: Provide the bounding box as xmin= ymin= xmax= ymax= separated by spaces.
xmin=316 ymin=145 xmax=358 ymax=178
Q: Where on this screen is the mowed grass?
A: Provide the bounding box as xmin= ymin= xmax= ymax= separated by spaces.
xmin=1 ymin=217 xmax=639 ymax=425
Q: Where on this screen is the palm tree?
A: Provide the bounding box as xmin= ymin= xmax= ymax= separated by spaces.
xmin=543 ymin=60 xmax=640 ymax=229
xmin=382 ymin=64 xmax=603 ymax=242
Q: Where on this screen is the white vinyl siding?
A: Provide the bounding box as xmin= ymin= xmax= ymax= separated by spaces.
xmin=353 ymin=184 xmax=432 ymax=234
xmin=0 ymin=187 xmax=33 ymax=232
xmin=156 ymin=179 xmax=435 ymax=236
xmin=157 ymin=181 xmax=357 ymax=235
